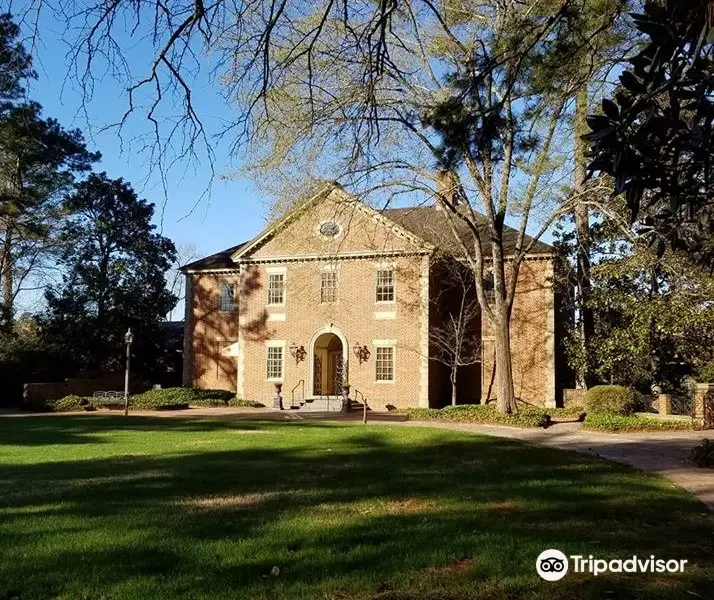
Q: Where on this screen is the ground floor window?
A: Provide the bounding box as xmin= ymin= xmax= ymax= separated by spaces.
xmin=266 ymin=345 xmax=284 ymax=381
xmin=375 ymin=346 xmax=395 ymax=382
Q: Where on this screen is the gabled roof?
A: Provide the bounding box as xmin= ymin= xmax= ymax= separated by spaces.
xmin=382 ymin=206 xmax=553 ymax=257
xmin=230 ymin=184 xmax=433 ymax=261
xmin=180 ymin=243 xmax=245 ymax=272
xmin=182 ymin=190 xmax=553 ymax=273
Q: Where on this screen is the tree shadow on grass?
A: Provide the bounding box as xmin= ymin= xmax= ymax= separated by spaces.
xmin=0 ymin=418 xmax=712 ymax=600
xmin=0 ymin=414 xmax=348 ymax=446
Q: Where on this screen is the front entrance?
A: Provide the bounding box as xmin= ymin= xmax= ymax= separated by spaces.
xmin=312 ymin=332 xmax=344 ymax=396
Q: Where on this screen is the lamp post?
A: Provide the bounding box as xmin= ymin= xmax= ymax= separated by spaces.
xmin=124 ymin=328 xmax=133 ymax=416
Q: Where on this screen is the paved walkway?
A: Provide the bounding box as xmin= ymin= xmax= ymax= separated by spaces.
xmin=3 ymin=407 xmax=713 ymax=510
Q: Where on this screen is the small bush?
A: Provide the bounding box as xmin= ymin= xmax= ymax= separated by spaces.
xmin=130 ymin=388 xmax=191 ymax=411
xmin=406 ymin=404 xmax=550 ymax=428
xmin=584 ymin=385 xmax=646 ymax=415
xmin=583 ymin=412 xmax=694 ymax=432
xmin=51 ymin=395 xmax=93 ymax=412
xmin=689 ymin=439 xmax=714 ymax=468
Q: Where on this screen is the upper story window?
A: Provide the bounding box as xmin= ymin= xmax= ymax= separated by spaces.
xmin=321 ymin=270 xmax=338 ymax=303
xmin=375 ymin=268 xmax=395 ymax=303
xmin=267 ymin=272 xmax=285 ymax=305
xmin=219 ymin=282 xmax=236 ymax=312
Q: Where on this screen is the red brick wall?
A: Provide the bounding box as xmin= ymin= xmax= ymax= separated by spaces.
xmin=184 ymin=272 xmax=240 ymax=391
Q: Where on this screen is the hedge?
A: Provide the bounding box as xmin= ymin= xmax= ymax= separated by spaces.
xmin=51 ymin=395 xmax=95 ymax=412
xmin=584 ymin=385 xmax=647 ymax=415
xmin=26 ymin=388 xmax=265 ymax=413
xmin=583 ymin=412 xmax=694 ymax=432
xmin=129 ymin=388 xmax=193 ymax=410
xmin=406 ymin=404 xmax=551 ymax=428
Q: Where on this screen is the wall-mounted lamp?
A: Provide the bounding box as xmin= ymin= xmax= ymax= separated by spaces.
xmin=289 ymin=343 xmax=307 ymax=364
xmin=353 ymin=342 xmax=371 ymax=364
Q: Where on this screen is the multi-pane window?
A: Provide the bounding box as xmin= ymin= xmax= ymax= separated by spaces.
xmin=267 ymin=273 xmax=285 ymax=305
xmin=321 ymin=270 xmax=338 ymax=303
xmin=219 ymin=282 xmax=235 ymax=312
xmin=376 ymin=268 xmax=395 ymax=302
xmin=375 ymin=346 xmax=394 ymax=382
xmin=266 ymin=346 xmax=283 ymax=380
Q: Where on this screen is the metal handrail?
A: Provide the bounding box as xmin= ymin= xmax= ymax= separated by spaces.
xmin=290 ymin=380 xmax=305 ymax=408
xmin=353 ymin=389 xmax=368 ymax=424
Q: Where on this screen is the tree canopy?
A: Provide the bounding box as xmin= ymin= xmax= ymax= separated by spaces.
xmin=587 ymin=0 xmax=714 ymax=265
xmin=42 ymin=173 xmax=177 ymax=374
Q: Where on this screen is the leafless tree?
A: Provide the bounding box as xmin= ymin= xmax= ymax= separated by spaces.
xmin=429 ymin=255 xmax=481 ymax=406
xmin=18 ymin=1 xmax=629 ymax=412
xmin=167 ymin=242 xmax=199 ymax=321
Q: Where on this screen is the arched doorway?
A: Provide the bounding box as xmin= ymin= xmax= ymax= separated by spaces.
xmin=309 ymin=328 xmax=348 ymax=397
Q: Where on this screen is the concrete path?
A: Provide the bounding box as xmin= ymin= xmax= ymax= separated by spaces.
xmin=3 ymin=407 xmax=713 ymax=510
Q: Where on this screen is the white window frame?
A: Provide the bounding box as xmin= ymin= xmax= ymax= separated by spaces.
xmin=375 ymin=265 xmax=396 ymax=304
xmin=320 ymin=267 xmax=339 ymax=304
xmin=219 ymin=281 xmax=236 ymax=313
xmin=266 ymin=340 xmax=286 ymax=382
xmin=266 ymin=266 xmax=286 ymax=306
xmin=373 ymin=340 xmax=396 ymax=383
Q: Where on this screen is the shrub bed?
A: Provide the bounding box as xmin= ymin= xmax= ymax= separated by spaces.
xmin=129 ymin=388 xmax=192 ymax=411
xmin=406 ymin=404 xmax=551 ymax=428
xmin=584 ymin=385 xmax=646 ymax=415
xmin=51 ymin=395 xmax=95 ymax=412
xmin=226 ymin=397 xmax=265 ymax=408
xmin=187 ymin=388 xmax=236 ymax=406
xmin=583 ymin=412 xmax=694 ymax=432
xmin=28 ymin=388 xmax=265 ymax=413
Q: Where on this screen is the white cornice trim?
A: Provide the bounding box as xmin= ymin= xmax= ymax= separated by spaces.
xmin=183 ymin=268 xmax=241 ymax=274
xmin=237 ymin=249 xmax=431 ymax=264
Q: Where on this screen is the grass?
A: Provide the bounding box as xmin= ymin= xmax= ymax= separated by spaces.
xmin=0 ymin=416 xmax=712 ymax=600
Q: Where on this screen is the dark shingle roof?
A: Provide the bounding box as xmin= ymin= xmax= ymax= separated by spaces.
xmin=182 ymin=202 xmax=552 ymax=273
xmin=180 ymin=243 xmax=245 ymax=271
xmin=382 ymin=205 xmax=552 ymax=256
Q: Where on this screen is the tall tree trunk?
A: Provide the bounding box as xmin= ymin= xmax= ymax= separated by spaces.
xmin=450 ymin=366 xmax=457 ymax=406
xmin=494 ymin=309 xmax=516 ymax=414
xmin=1 ymin=223 xmax=12 ymax=330
xmin=574 ymin=86 xmax=594 ymax=388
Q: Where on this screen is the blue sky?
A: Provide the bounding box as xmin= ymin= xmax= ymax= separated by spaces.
xmin=23 ymin=14 xmax=267 ymax=268
xmin=17 ymin=9 xmax=562 ymax=318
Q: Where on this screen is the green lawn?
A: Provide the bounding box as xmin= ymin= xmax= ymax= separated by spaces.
xmin=0 ymin=416 xmax=712 ymax=600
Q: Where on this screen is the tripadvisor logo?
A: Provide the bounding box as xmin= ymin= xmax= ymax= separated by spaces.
xmin=536 ymin=549 xmax=568 ymax=581
xmin=536 ymin=549 xmax=688 ymax=581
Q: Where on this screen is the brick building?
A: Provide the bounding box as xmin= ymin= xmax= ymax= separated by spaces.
xmin=181 ymin=185 xmax=567 ymax=410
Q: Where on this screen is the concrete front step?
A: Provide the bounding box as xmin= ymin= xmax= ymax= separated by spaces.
xmin=289 ymin=398 xmax=344 ymax=412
